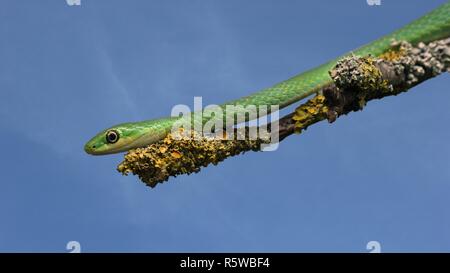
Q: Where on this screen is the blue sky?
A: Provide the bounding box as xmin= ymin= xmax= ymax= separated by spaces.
xmin=1 ymin=0 xmax=449 ymax=252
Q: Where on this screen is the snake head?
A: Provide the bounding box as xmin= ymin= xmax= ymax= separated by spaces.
xmin=84 ymin=119 xmax=173 ymax=155
xmin=84 ymin=123 xmax=141 ymax=155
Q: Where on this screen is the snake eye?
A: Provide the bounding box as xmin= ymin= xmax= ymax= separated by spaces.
xmin=106 ymin=130 xmax=119 ymax=144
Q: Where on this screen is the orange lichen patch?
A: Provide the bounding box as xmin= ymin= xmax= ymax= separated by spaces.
xmin=159 ymin=146 xmax=168 ymax=153
xmin=170 ymin=151 xmax=182 ymax=158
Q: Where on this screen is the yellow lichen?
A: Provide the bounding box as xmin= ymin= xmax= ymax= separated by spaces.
xmin=331 ymin=56 xmax=392 ymax=109
xmin=292 ymin=94 xmax=328 ymax=134
xmin=170 ymin=151 xmax=182 ymax=158
xmin=117 ymin=129 xmax=267 ymax=188
xmin=379 ymin=43 xmax=407 ymax=62
xmin=359 ymin=57 xmax=392 ymax=102
xmin=159 ymin=146 xmax=168 ymax=153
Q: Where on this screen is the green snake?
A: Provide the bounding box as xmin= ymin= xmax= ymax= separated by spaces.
xmin=85 ymin=2 xmax=450 ymax=155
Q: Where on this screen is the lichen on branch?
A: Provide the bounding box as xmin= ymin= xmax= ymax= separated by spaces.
xmin=118 ymin=38 xmax=450 ymax=188
xmin=293 ymin=38 xmax=450 ymax=129
xmin=117 ymin=128 xmax=268 ymax=188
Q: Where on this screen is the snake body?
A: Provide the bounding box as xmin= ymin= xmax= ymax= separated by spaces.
xmin=85 ymin=2 xmax=450 ymax=155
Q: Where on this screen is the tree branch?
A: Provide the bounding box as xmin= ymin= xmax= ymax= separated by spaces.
xmin=118 ymin=38 xmax=450 ymax=188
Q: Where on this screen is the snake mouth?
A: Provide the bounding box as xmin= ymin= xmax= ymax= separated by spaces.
xmin=84 ymin=143 xmax=126 ymax=155
xmin=84 ymin=142 xmax=123 ymax=155
xmin=84 ymin=142 xmax=101 ymax=155
xmin=84 ymin=135 xmax=112 ymax=155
